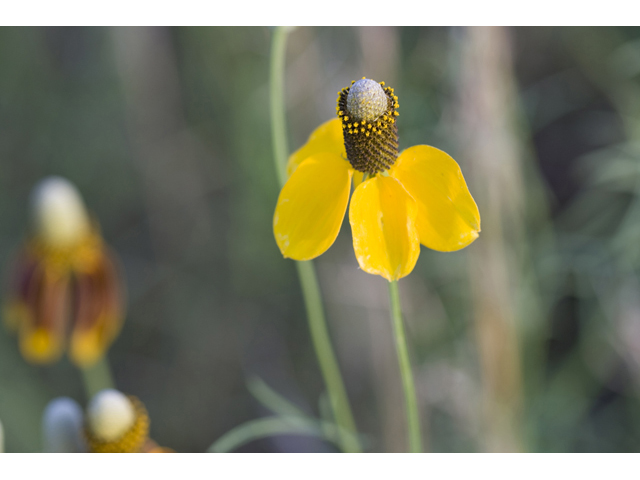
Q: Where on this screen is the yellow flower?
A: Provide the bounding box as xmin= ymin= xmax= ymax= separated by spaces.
xmin=273 ymin=78 xmax=480 ymax=281
xmin=3 ymin=177 xmax=125 ymax=367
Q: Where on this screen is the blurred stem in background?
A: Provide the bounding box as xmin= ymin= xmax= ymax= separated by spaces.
xmin=269 ymin=26 xmax=361 ymax=453
xmin=80 ymin=357 xmax=114 ymax=400
xmin=454 ymin=26 xmax=550 ymax=452
xmin=388 ymin=281 xmax=422 ymax=453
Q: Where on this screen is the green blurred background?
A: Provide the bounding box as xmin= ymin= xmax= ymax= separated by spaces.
xmin=2 ymin=26 xmax=640 ymax=452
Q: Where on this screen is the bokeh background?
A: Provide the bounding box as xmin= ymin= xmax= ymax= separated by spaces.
xmin=2 ymin=26 xmax=640 ymax=452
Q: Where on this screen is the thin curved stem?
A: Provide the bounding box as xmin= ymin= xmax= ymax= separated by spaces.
xmin=269 ymin=26 xmax=361 ymax=453
xmin=296 ymin=261 xmax=360 ymax=453
xmin=388 ymin=280 xmax=422 ymax=453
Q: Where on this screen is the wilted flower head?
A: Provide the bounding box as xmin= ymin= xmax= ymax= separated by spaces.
xmin=3 ymin=176 xmax=125 ymax=367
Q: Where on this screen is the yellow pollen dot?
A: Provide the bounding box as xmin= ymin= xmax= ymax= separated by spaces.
xmin=344 ymin=116 xmax=349 ymax=121
xmin=354 ymin=122 xmax=359 ymax=127
xmin=372 ymin=127 xmax=377 ymax=132
xmin=380 ymin=81 xmax=385 ymax=86
xmin=394 ymin=103 xmax=399 ymax=108
xmin=349 ymin=129 xmax=353 ymax=134
xmin=361 ymin=128 xmax=365 ymax=133
xmin=366 ymin=132 xmax=370 ymax=137
xmin=351 ymin=80 xmax=355 ymax=84
xmin=348 ymin=124 xmax=352 ymax=128
xmin=338 ymin=111 xmax=343 ymax=115
xmin=394 ymin=112 xmax=399 ymax=116
xmin=367 ymin=124 xmax=372 ymax=129
xmin=361 ymin=76 xmax=366 ymax=79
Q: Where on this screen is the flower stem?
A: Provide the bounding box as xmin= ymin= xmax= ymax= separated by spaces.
xmin=388 ymin=280 xmax=422 ymax=452
xmin=79 ymin=356 xmax=115 ymax=401
xmin=269 ymin=26 xmax=361 ymax=453
xmin=296 ymin=261 xmax=361 ymax=452
xmin=270 ymin=26 xmax=290 ymax=187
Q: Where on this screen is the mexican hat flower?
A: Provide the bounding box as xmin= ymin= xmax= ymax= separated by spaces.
xmin=273 ymin=78 xmax=481 ymax=281
xmin=3 ymin=177 xmax=125 ymax=367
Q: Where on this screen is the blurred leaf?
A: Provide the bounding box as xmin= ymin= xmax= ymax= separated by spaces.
xmin=246 ymin=377 xmax=307 ymax=419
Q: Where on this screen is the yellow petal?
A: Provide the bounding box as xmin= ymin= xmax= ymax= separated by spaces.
xmin=349 ymin=176 xmax=420 ymax=281
xmin=69 ymin=248 xmax=124 ymax=367
xmin=274 ymin=153 xmax=353 ymax=261
xmin=352 ymin=171 xmax=366 ymax=189
xmin=20 ymin=326 xmax=64 ymax=364
xmin=19 ymin=266 xmax=69 ymax=364
xmin=287 ymin=118 xmax=346 ymax=177
xmin=391 ymin=145 xmax=480 ymax=252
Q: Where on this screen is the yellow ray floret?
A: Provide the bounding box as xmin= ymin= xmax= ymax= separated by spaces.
xmin=274 ymin=153 xmax=353 ymax=261
xmin=349 ymin=176 xmax=420 ymax=281
xmin=390 ymin=145 xmax=480 ymax=252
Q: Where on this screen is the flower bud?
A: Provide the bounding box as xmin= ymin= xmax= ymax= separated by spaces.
xmin=31 ymin=176 xmax=90 ymax=248
xmin=42 ymin=397 xmax=86 ymax=452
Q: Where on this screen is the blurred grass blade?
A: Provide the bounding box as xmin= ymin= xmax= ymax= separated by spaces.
xmin=208 ymin=416 xmax=324 ymax=453
xmin=246 ymin=377 xmax=308 ymax=418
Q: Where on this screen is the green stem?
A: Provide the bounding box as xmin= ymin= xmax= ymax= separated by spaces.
xmin=388 ymin=280 xmax=422 ymax=453
xmin=79 ymin=356 xmax=115 ymax=400
xmin=270 ymin=26 xmax=289 ymax=187
xmin=296 ymin=261 xmax=360 ymax=453
xmin=269 ymin=26 xmax=360 ymax=453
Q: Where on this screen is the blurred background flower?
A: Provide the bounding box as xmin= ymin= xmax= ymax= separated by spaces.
xmin=42 ymin=389 xmax=170 ymax=452
xmin=3 ymin=176 xmax=125 ymax=367
xmin=2 ymin=26 xmax=640 ymax=452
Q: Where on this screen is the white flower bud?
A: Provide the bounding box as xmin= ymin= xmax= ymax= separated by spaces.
xmin=347 ymin=78 xmax=388 ymax=122
xmin=87 ymin=389 xmax=135 ymax=442
xmin=42 ymin=397 xmax=86 ymax=453
xmin=31 ymin=176 xmax=90 ymax=248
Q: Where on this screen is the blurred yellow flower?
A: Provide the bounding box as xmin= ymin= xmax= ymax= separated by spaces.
xmin=3 ymin=177 xmax=125 ymax=367
xmin=273 ymin=78 xmax=481 ymax=281
xmin=43 ymin=389 xmax=173 ymax=453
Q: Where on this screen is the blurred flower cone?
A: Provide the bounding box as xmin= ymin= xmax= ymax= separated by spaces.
xmin=84 ymin=389 xmax=172 ymax=453
xmin=3 ymin=177 xmax=125 ymax=368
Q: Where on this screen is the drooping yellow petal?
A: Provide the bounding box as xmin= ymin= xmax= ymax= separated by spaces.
xmin=286 ymin=118 xmax=346 ymax=177
xmin=19 ymin=266 xmax=69 ymax=364
xmin=69 ymin=248 xmax=124 ymax=367
xmin=391 ymin=145 xmax=480 ymax=252
xmin=20 ymin=326 xmax=64 ymax=364
xmin=274 ymin=153 xmax=353 ymax=261
xmin=349 ymin=176 xmax=420 ymax=281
